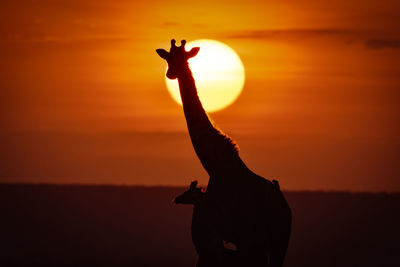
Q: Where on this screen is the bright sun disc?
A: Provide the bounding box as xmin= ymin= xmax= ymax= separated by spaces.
xmin=165 ymin=39 xmax=245 ymax=112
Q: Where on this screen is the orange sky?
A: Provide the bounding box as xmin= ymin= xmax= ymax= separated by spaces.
xmin=1 ymin=0 xmax=399 ymax=191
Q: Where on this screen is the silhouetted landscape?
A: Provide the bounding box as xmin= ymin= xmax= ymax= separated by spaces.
xmin=0 ymin=184 xmax=399 ymax=266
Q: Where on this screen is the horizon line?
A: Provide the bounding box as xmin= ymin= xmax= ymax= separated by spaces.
xmin=0 ymin=182 xmax=398 ymax=195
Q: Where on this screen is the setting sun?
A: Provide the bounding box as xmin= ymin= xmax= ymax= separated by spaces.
xmin=165 ymin=39 xmax=245 ymax=112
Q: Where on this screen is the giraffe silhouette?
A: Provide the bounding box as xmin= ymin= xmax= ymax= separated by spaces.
xmin=174 ymin=180 xmax=240 ymax=267
xmin=157 ymin=39 xmax=292 ymax=267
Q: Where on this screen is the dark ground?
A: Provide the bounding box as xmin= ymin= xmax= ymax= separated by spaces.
xmin=0 ymin=184 xmax=399 ymax=266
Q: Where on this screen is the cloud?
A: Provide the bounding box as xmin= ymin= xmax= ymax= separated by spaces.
xmin=226 ymin=28 xmax=353 ymax=40
xmin=365 ymin=39 xmax=400 ymax=49
xmin=0 ymin=33 xmax=133 ymax=44
xmin=162 ymin=21 xmax=180 ymax=27
xmin=227 ymin=29 xmax=400 ymax=50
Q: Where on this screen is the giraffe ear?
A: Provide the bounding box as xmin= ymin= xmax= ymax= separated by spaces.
xmin=156 ymin=49 xmax=169 ymax=59
xmin=187 ymin=47 xmax=200 ymax=58
xmin=190 ymin=180 xmax=198 ymax=190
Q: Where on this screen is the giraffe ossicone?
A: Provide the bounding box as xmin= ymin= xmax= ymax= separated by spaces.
xmin=156 ymin=39 xmax=200 ymax=79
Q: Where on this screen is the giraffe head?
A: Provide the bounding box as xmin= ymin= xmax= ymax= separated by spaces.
xmin=156 ymin=39 xmax=200 ymax=79
xmin=173 ymin=180 xmax=205 ymax=205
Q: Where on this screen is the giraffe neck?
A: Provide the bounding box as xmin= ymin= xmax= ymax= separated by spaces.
xmin=177 ymin=68 xmax=216 ymax=173
xmin=177 ymin=67 xmax=247 ymax=179
xmin=177 ymin=68 xmax=213 ymax=135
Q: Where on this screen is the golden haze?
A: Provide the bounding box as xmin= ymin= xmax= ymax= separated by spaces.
xmin=0 ymin=0 xmax=399 ymax=191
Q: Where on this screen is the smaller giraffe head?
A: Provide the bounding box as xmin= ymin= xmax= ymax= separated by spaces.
xmin=156 ymin=39 xmax=200 ymax=79
xmin=173 ymin=180 xmax=205 ymax=205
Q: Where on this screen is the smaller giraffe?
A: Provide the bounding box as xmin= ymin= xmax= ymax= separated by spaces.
xmin=174 ymin=181 xmax=240 ymax=267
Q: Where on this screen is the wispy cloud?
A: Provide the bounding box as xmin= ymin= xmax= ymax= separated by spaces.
xmin=365 ymin=39 xmax=400 ymax=49
xmin=227 ymin=28 xmax=400 ymax=51
xmin=0 ymin=33 xmax=133 ymax=44
xmin=162 ymin=21 xmax=180 ymax=27
xmin=226 ymin=28 xmax=354 ymax=39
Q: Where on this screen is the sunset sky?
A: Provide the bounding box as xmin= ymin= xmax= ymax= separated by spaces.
xmin=1 ymin=0 xmax=399 ymax=191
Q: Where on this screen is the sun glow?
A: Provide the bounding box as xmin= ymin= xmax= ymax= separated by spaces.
xmin=165 ymin=39 xmax=245 ymax=112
